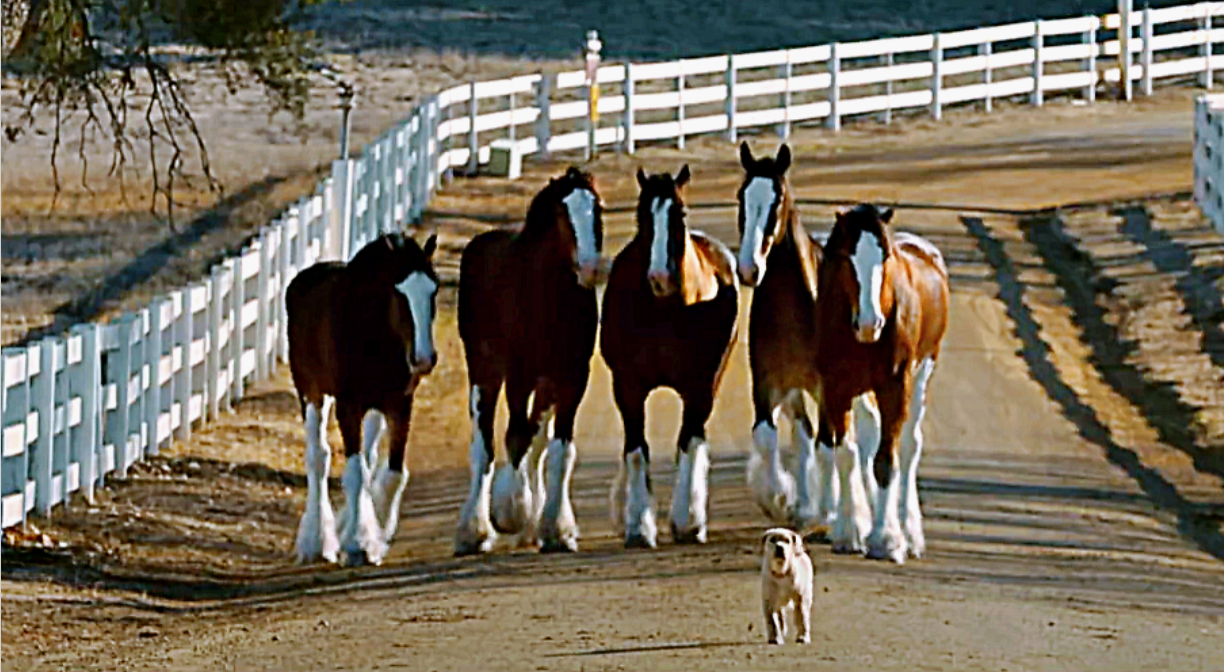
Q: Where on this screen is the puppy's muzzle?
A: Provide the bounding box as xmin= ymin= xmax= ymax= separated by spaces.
xmin=773 ymin=545 xmax=787 ymax=559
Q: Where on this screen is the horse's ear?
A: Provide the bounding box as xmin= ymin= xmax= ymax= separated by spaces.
xmin=636 ymin=167 xmax=648 ymax=189
xmin=422 ymin=232 xmax=438 ymax=258
xmin=879 ymin=206 xmax=894 ymax=224
xmin=676 ymin=164 xmax=691 ymax=189
xmin=775 ymin=144 xmax=791 ymax=174
xmin=740 ymin=141 xmax=755 ymax=170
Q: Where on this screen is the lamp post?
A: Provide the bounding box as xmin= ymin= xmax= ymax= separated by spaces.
xmin=584 ymin=29 xmax=602 ymax=162
xmin=338 ymin=82 xmax=356 ymax=161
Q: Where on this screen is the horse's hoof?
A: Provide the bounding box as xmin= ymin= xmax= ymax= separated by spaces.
xmin=831 ymin=541 xmax=866 ymax=556
xmin=540 ymin=538 xmax=578 ymax=554
xmin=624 ymin=533 xmax=657 ymax=550
xmin=453 ymin=536 xmax=493 ymax=558
xmin=344 ymin=549 xmax=380 ymax=567
xmin=865 ymin=535 xmax=907 ymax=564
xmin=669 ymin=523 xmax=707 ymax=545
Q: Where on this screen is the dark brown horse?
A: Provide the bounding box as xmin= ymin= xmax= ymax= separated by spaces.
xmin=454 ymin=166 xmax=604 ymax=556
xmin=602 ymin=165 xmax=739 ymax=548
xmin=735 ymin=142 xmax=880 ymax=531
xmin=286 ymin=231 xmax=440 ymax=566
xmin=814 ymin=203 xmax=950 ymax=563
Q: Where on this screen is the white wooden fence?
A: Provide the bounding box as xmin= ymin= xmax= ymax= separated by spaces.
xmin=1195 ymin=92 xmax=1224 ymax=231
xmin=4 ymin=1 xmax=1223 ymax=529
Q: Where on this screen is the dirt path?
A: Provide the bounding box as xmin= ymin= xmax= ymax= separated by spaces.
xmin=4 ymin=89 xmax=1224 ymax=671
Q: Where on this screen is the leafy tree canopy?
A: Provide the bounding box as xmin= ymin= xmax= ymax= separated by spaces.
xmin=2 ymin=0 xmax=341 ymax=225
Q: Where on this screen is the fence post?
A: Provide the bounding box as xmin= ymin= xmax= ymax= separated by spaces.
xmin=1032 ymin=20 xmax=1044 ymax=106
xmin=33 ymin=339 xmax=54 ymax=515
xmin=70 ymin=323 xmax=100 ymax=503
xmin=175 ymin=289 xmax=193 ymax=441
xmin=131 ymin=309 xmax=149 ymax=466
xmin=145 ymin=299 xmax=165 ymax=456
xmin=1086 ymin=20 xmax=1098 ymax=103
xmin=827 ymin=44 xmax=840 ymax=131
xmin=677 ymin=67 xmax=687 ymax=150
xmin=255 ymin=233 xmax=271 ymax=381
xmin=229 ymin=256 xmax=245 ymax=404
xmin=1203 ymin=5 xmax=1215 ymax=89
xmin=981 ymin=40 xmax=993 ymax=113
xmin=206 ymin=269 xmax=223 ymax=419
xmin=428 ymin=96 xmax=441 ymax=201
xmin=779 ymin=55 xmax=793 ymax=138
xmin=1141 ymin=6 xmax=1153 ymax=96
xmin=279 ymin=219 xmax=292 ymax=363
xmin=932 ymin=34 xmax=943 ymax=121
xmin=535 ymin=73 xmax=552 ymax=160
xmin=106 ymin=316 xmax=133 ymax=477
xmin=725 ymin=55 xmax=737 ymax=142
xmin=624 ymin=62 xmax=636 ymax=153
xmin=884 ymin=51 xmax=894 ymax=124
xmin=11 ymin=347 xmax=33 ymax=526
xmin=331 ymin=159 xmax=353 ymax=262
xmin=1120 ymin=0 xmax=1134 ymax=101
xmin=467 ymin=81 xmax=479 ymax=175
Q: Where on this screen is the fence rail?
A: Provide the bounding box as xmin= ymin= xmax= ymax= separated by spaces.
xmin=4 ymin=1 xmax=1223 ymax=528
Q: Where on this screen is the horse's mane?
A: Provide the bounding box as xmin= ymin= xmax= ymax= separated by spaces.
xmin=520 ymin=167 xmax=596 ymax=241
xmin=825 ymin=203 xmax=893 ymax=258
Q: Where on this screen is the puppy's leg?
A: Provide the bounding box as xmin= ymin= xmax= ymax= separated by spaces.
xmin=796 ymin=588 xmax=812 ymax=644
xmin=762 ymin=595 xmax=782 ymax=645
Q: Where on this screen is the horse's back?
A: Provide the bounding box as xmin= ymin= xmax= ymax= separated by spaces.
xmin=896 ymin=232 xmax=948 ymax=279
xmin=286 ymin=261 xmax=349 ymax=402
xmin=688 ymin=230 xmax=739 ymax=289
xmin=895 ymin=231 xmax=951 ymax=360
xmin=458 ymin=228 xmax=517 ymax=347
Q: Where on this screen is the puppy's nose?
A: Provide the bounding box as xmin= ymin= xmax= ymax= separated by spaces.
xmin=774 ymin=546 xmax=787 ymax=559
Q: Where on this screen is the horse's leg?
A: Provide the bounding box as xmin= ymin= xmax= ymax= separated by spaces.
xmin=524 ymin=394 xmax=556 ymax=547
xmin=899 ymin=357 xmax=935 ymax=559
xmin=747 ymin=384 xmax=793 ymax=524
xmin=336 ymin=400 xmax=388 ymax=566
xmin=538 ymin=382 xmax=584 ymax=553
xmin=295 ymin=395 xmax=339 ymax=564
xmin=338 ymin=407 xmax=387 ymax=542
xmin=866 ymin=379 xmax=911 ymax=564
xmin=789 ymin=391 xmax=829 ymax=530
xmin=455 ymin=379 xmax=499 ymax=556
xmin=823 ymin=404 xmax=872 ymax=554
xmin=671 ymin=385 xmax=714 ymax=544
xmin=491 ymin=371 xmax=538 ymax=540
xmin=609 ymin=376 xmax=655 ymax=548
xmin=371 ymin=396 xmax=413 ymax=544
xmin=852 ymin=393 xmax=882 ymax=515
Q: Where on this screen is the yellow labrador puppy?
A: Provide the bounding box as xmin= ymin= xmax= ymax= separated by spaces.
xmin=760 ymin=527 xmax=813 ymax=645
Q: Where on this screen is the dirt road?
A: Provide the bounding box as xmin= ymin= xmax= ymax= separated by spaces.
xmin=4 ymin=89 xmax=1224 ymax=671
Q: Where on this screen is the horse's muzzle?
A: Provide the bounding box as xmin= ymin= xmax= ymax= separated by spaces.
xmin=854 ymin=317 xmax=885 ymax=343
xmin=738 ymin=263 xmax=761 ymax=287
xmin=647 ymin=268 xmax=676 ymax=297
xmin=410 ymin=351 xmax=438 ymax=375
xmin=576 ymin=260 xmax=600 ymax=288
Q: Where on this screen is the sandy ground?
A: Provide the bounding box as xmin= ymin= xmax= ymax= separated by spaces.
xmin=3 ymin=79 xmax=1224 ymax=670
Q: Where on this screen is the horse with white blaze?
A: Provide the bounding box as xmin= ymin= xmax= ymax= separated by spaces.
xmin=735 ymin=141 xmax=881 ymax=532
xmin=286 ymin=231 xmax=440 ymax=567
xmin=814 ymin=203 xmax=950 ymax=563
xmin=454 ymin=166 xmax=605 ymax=556
xmin=602 ymin=165 xmax=739 ymax=547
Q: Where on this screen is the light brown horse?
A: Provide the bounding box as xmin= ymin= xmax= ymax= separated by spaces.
xmin=454 ymin=166 xmax=604 ymax=556
xmin=602 ymin=165 xmax=739 ymax=547
xmin=814 ymin=203 xmax=950 ymax=563
xmin=734 ymin=142 xmax=880 ymax=531
xmin=286 ymin=232 xmax=440 ymax=567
